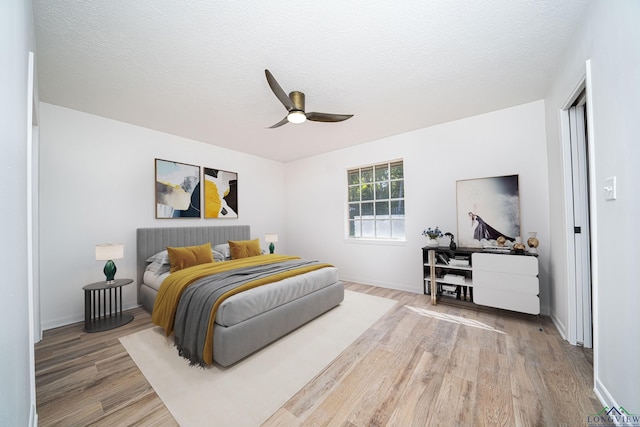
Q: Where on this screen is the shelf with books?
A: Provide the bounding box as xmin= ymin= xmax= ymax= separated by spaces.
xmin=421 ymin=246 xmax=540 ymax=314
xmin=422 ymin=246 xmax=478 ymax=304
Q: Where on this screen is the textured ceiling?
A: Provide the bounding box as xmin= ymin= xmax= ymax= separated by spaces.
xmin=33 ymin=0 xmax=591 ymax=162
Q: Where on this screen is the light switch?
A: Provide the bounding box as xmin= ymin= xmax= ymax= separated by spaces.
xmin=604 ymin=176 xmax=616 ymax=201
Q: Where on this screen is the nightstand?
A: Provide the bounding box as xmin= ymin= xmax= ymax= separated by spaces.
xmin=83 ymin=278 xmax=134 ymax=332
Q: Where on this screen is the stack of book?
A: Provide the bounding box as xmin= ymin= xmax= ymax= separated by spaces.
xmin=483 ymin=245 xmax=511 ymax=253
xmin=449 ymin=258 xmax=469 ymax=267
xmin=441 ymin=285 xmax=458 ymax=294
xmin=443 ymin=273 xmax=466 ymax=284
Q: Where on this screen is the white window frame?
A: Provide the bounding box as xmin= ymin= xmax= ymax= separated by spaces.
xmin=346 ymin=159 xmax=405 ymax=242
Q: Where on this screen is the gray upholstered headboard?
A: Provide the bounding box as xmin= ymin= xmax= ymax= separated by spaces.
xmin=136 ymin=226 xmax=250 ymax=304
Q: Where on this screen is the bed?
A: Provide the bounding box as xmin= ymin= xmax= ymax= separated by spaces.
xmin=136 ymin=226 xmax=344 ymax=367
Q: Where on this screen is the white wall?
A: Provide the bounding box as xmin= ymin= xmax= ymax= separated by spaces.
xmin=285 ymin=100 xmax=551 ymax=311
xmin=1 ymin=1 xmax=38 ymax=425
xmin=545 ymin=0 xmax=640 ymax=413
xmin=39 ymin=103 xmax=287 ymax=329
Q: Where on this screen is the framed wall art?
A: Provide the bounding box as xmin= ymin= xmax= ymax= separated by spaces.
xmin=203 ymin=167 xmax=238 ymax=218
xmin=456 ymin=174 xmax=520 ymax=247
xmin=155 ymin=159 xmax=201 ymax=218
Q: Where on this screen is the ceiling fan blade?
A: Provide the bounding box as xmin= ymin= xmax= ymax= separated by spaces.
xmin=267 ymin=116 xmax=289 ymax=129
xmin=306 ymin=112 xmax=354 ymax=123
xmin=265 ymin=69 xmax=294 ymax=111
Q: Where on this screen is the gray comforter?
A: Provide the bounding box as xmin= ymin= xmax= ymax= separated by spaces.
xmin=173 ymin=259 xmax=324 ymax=366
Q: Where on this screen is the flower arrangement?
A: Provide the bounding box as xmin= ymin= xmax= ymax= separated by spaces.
xmin=422 ymin=226 xmax=443 ymax=240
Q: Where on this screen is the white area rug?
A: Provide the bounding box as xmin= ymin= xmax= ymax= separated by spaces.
xmin=120 ymin=290 xmax=396 ymax=427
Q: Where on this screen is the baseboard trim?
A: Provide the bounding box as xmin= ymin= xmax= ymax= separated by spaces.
xmin=29 ymin=402 xmax=37 ymax=427
xmin=338 ymin=275 xmax=420 ymax=294
xmin=41 ymin=302 xmax=141 ymax=331
xmin=549 ymin=310 xmax=567 ymax=341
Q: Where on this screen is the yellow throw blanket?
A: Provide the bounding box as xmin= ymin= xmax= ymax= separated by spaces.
xmin=151 ymin=254 xmax=332 ymax=365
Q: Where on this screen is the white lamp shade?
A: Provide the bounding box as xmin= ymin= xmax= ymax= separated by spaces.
xmin=96 ymin=243 xmax=124 ymax=261
xmin=265 ymin=233 xmax=278 ymax=243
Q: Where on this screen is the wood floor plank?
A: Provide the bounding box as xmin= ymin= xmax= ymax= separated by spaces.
xmin=385 ymin=350 xmax=439 ymax=426
xmin=473 ymin=348 xmax=515 ymax=426
xmin=278 ymin=327 xmax=387 ymax=421
xmin=35 ymin=283 xmax=601 ymax=426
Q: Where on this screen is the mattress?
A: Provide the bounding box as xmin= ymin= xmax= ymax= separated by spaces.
xmin=144 ymin=264 xmax=339 ymax=327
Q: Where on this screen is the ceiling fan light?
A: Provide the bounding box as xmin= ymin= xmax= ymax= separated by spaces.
xmin=287 ymin=110 xmax=306 ymax=124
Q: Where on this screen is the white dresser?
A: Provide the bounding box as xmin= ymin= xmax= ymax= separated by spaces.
xmin=472 ymin=252 xmax=540 ymax=315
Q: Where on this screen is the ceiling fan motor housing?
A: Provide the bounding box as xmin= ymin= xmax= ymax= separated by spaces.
xmin=289 ymin=91 xmax=305 ymax=111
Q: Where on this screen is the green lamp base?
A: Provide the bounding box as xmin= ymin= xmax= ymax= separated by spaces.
xmin=269 ymin=242 xmax=275 ymax=254
xmin=103 ymin=260 xmax=117 ymax=283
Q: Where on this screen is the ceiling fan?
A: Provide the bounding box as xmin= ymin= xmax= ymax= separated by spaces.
xmin=265 ymin=69 xmax=353 ymax=128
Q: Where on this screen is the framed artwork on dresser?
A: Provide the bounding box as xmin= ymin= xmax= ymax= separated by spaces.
xmin=155 ymin=159 xmax=201 ymax=218
xmin=456 ymin=174 xmax=520 ymax=248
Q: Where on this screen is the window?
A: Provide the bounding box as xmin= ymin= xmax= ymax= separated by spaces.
xmin=347 ymin=160 xmax=405 ymax=239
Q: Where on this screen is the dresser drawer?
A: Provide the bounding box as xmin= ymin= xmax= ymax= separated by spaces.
xmin=472 ymin=252 xmax=538 ymax=275
xmin=473 ymin=288 xmax=540 ymax=315
xmin=473 ymin=270 xmax=539 ymax=295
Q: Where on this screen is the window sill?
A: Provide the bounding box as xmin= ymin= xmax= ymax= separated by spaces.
xmin=344 ymin=238 xmax=407 ymax=246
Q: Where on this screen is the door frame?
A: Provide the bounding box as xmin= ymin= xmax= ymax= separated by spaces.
xmin=559 ymin=60 xmax=598 ymax=351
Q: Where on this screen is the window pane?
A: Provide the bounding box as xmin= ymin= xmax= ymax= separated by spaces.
xmin=375 ymin=182 xmax=389 ymax=199
xmin=375 ymin=201 xmax=389 ymax=216
xmin=348 ymin=203 xmax=360 ymax=219
xmin=348 ymin=186 xmax=360 ymax=202
xmin=376 ymin=219 xmax=391 ymax=238
xmin=390 ymin=181 xmax=404 ymax=198
xmin=361 ymin=184 xmax=373 ymax=200
xmin=391 ymin=219 xmax=405 ymax=239
xmin=391 ymin=200 xmax=404 ymax=215
xmin=347 ymin=170 xmax=360 ymax=185
xmin=361 ymin=202 xmax=374 ymax=216
xmin=390 ymin=161 xmax=403 ymax=179
xmin=374 ymin=164 xmax=389 ymax=182
xmin=349 ymin=220 xmax=359 ymax=237
xmin=361 ymin=167 xmax=373 ymax=183
xmin=361 ymin=220 xmax=375 ymax=237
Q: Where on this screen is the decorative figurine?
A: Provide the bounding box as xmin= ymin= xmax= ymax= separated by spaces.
xmin=444 ymin=232 xmax=457 ymax=250
xmin=527 ymin=232 xmax=539 ymax=254
xmin=513 ymin=242 xmax=526 ymax=253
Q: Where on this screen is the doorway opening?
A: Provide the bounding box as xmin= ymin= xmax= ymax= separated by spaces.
xmin=561 ymin=65 xmax=595 ymax=349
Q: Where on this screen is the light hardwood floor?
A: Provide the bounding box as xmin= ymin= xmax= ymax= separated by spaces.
xmin=36 ymin=283 xmax=601 ymax=426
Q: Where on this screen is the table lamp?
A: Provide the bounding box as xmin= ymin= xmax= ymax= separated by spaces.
xmin=96 ymin=243 xmax=124 ymax=284
xmin=265 ymin=233 xmax=278 ymax=254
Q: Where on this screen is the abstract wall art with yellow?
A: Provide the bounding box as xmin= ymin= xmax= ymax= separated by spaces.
xmin=204 ymin=167 xmax=238 ymax=219
xmin=155 ymin=159 xmax=201 ymax=218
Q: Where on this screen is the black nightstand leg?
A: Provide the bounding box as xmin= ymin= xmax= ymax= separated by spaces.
xmin=84 ymin=290 xmax=90 ymax=331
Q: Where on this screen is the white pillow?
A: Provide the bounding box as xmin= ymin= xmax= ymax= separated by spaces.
xmin=145 ymin=262 xmax=170 ymax=275
xmin=146 ymin=250 xmax=169 ymax=265
xmin=213 ymin=244 xmax=231 ymax=260
xmin=212 ymin=249 xmax=226 ymax=262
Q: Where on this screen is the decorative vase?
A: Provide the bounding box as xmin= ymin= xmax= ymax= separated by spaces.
xmin=426 ymin=237 xmax=439 ymax=247
xmin=527 ymin=232 xmax=539 ymax=254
